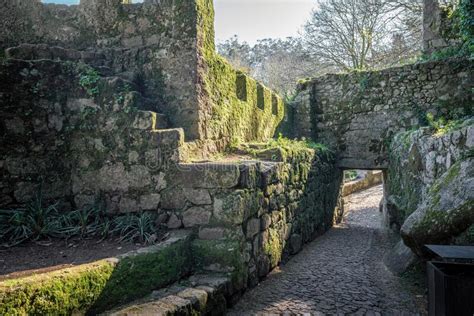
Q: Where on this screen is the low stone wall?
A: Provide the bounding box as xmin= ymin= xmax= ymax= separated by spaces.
xmin=291 ymin=58 xmax=473 ymax=169
xmin=342 ymin=171 xmax=383 ymax=197
xmin=0 ymin=230 xmax=192 ymax=315
xmin=160 ymin=147 xmax=343 ymax=293
xmin=385 ymin=120 xmax=474 ymax=256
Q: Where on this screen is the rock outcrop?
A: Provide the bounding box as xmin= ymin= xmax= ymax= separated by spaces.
xmin=385 ymin=120 xmax=474 ymax=256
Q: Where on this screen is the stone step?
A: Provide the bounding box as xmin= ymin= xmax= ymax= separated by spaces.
xmin=0 ymin=230 xmax=194 ymax=315
xmin=104 ymin=273 xmax=233 ymax=316
xmin=131 ymin=111 xmax=168 ymax=130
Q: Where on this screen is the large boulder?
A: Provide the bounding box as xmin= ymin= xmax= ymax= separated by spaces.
xmin=401 ymin=158 xmax=474 ymax=256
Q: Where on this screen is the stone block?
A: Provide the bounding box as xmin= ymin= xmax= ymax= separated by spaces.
xmin=161 ymin=187 xmax=186 ymax=210
xmin=182 ymin=206 xmax=211 ymax=228
xmin=198 ymin=227 xmax=226 ymax=240
xmin=167 ymin=214 xmax=182 ymax=229
xmin=246 ymin=218 xmax=260 ymax=239
xmin=290 ymin=234 xmax=302 ymax=254
xmin=260 ymin=214 xmax=271 ymax=230
xmin=183 ymin=188 xmax=212 ymax=205
xmin=131 ymin=111 xmax=156 ymax=130
xmin=139 ymin=194 xmax=161 ymax=211
xmin=174 ymin=163 xmax=240 ymax=189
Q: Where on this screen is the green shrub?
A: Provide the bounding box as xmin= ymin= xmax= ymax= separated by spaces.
xmin=78 ymin=66 xmax=101 ymax=97
xmin=0 ymin=193 xmax=161 ymax=247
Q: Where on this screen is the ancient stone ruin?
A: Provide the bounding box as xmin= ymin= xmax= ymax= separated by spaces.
xmin=0 ymin=0 xmax=472 ymax=314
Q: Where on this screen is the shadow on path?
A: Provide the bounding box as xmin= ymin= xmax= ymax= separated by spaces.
xmin=228 ymin=185 xmax=421 ymax=315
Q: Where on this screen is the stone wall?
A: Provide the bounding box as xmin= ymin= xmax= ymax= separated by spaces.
xmin=342 ymin=171 xmax=383 ymax=197
xmin=0 ymin=58 xmax=182 ymax=211
xmin=0 ymin=0 xmax=284 ymax=210
xmin=422 ymin=0 xmax=460 ymax=54
xmin=1 ymin=0 xmax=283 ymax=145
xmin=384 ymin=120 xmax=473 ymax=256
xmin=291 ymin=58 xmax=473 ymax=169
xmin=1 ymin=0 xmax=201 ymax=139
xmin=157 ymin=148 xmax=343 ymax=292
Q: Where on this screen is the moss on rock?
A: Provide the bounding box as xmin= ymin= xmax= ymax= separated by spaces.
xmin=0 ymin=235 xmax=192 ymax=315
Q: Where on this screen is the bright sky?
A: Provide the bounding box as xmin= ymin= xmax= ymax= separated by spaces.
xmin=42 ymin=0 xmax=316 ymax=45
xmin=214 ymin=0 xmax=315 ymax=45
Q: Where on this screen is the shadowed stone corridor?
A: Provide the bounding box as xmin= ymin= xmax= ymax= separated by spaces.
xmin=228 ymin=185 xmax=421 ymax=315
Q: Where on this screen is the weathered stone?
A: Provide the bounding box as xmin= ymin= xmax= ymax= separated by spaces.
xmin=183 ymin=188 xmax=212 ymax=205
xmin=139 ymin=194 xmax=161 ymax=211
xmin=119 ymin=197 xmax=140 ymax=213
xmin=290 ymin=234 xmax=302 ymax=254
xmin=161 ymin=187 xmax=186 ymax=210
xmin=174 ymin=163 xmax=240 ymax=189
xmin=198 ymin=227 xmax=226 ymax=240
xmin=182 ymin=207 xmax=211 ymax=228
xmin=401 ymin=158 xmax=474 ymax=256
xmin=246 ymin=218 xmax=260 ymax=239
xmin=167 ymin=213 xmax=182 ymax=229
xmin=260 ymin=214 xmax=272 ymax=230
xmin=383 ymin=240 xmax=417 ymax=275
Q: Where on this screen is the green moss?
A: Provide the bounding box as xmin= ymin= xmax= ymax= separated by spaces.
xmin=89 ymin=239 xmax=191 ymax=313
xmin=196 ymin=0 xmax=284 ymax=144
xmin=429 ymin=162 xmax=461 ymax=200
xmin=0 ymin=238 xmax=191 ymax=315
xmin=413 ymin=200 xmax=474 ymax=244
xmin=0 ymin=261 xmax=114 ymax=315
xmin=191 ymin=239 xmax=246 ymax=286
xmin=264 ymin=228 xmax=283 ymax=267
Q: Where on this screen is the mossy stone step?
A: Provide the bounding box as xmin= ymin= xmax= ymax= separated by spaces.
xmin=0 ymin=230 xmax=193 ymax=316
xmin=105 ymin=273 xmax=232 ymax=316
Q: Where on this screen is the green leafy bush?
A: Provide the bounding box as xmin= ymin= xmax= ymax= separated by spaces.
xmin=79 ymin=66 xmax=101 ymax=97
xmin=426 ymin=112 xmax=464 ymax=136
xmin=0 ymin=193 xmax=161 ymax=247
xmin=111 ymin=212 xmax=158 ymax=244
xmin=0 ymin=192 xmax=61 ymax=247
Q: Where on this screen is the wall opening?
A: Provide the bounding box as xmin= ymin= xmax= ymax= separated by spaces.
xmin=257 ymin=83 xmax=265 ymax=110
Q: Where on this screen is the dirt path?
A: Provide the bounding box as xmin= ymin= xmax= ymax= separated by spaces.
xmin=228 ymin=185 xmax=421 ymax=315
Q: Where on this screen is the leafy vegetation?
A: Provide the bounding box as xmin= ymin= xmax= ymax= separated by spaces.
xmin=421 ymin=0 xmax=474 ymax=61
xmin=0 ymin=192 xmax=161 ymax=247
xmin=344 ymin=170 xmax=359 ymax=181
xmin=426 ymin=112 xmax=466 ymax=136
xmin=78 ymin=65 xmax=101 ymax=97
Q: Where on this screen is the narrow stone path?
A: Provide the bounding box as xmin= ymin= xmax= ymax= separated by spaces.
xmin=228 ymin=185 xmax=421 ymax=315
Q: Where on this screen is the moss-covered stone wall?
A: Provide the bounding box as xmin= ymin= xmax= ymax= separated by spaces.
xmin=2 ymin=0 xmax=201 ymax=139
xmin=291 ymin=58 xmax=473 ymax=169
xmin=384 ymin=120 xmax=473 ymax=256
xmin=0 ymin=58 xmax=183 ymax=211
xmin=160 ymin=145 xmax=343 ymax=293
xmin=194 ymin=0 xmax=284 ymax=152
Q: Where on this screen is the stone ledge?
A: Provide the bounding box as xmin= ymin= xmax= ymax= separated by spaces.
xmin=105 ymin=273 xmax=232 ymax=316
xmin=0 ymin=230 xmax=193 ymax=315
xmin=173 ymin=163 xmax=241 ymax=189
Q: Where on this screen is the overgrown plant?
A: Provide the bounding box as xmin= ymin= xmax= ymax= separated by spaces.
xmin=0 ymin=192 xmax=161 ymax=247
xmin=0 ymin=192 xmax=61 ymax=247
xmin=426 ymin=112 xmax=464 ymax=136
xmin=79 ymin=66 xmax=101 ymax=97
xmin=112 ymin=212 xmax=158 ymax=244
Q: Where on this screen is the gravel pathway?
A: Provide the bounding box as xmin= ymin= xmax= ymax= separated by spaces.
xmin=228 ymin=185 xmax=421 ymax=315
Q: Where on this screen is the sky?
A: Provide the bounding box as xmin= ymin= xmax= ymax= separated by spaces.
xmin=214 ymin=0 xmax=315 ymax=45
xmin=42 ymin=0 xmax=316 ymax=45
